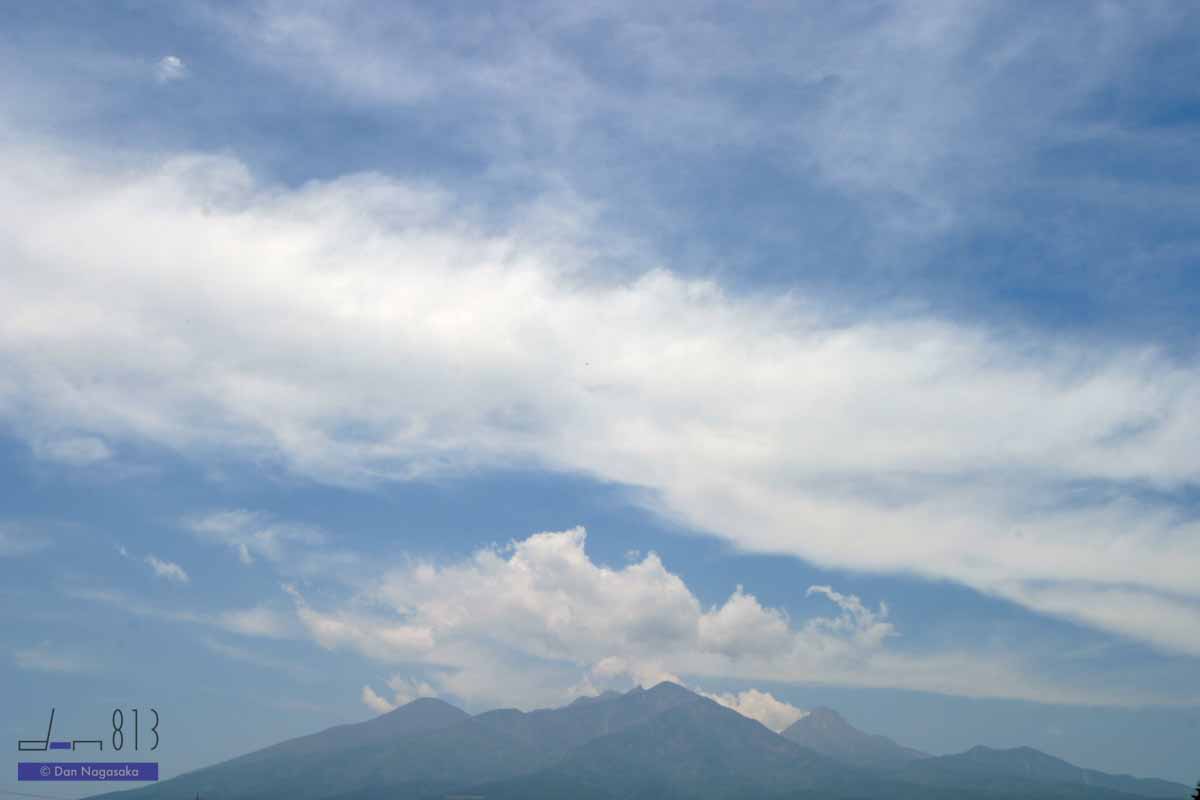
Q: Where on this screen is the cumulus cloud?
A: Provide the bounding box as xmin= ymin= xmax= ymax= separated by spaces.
xmin=154 ymin=55 xmax=187 ymax=83
xmin=282 ymin=527 xmax=1142 ymax=708
xmin=361 ymin=685 xmax=394 ymax=714
xmin=804 ymin=586 xmax=895 ymax=650
xmin=700 ymin=688 xmax=807 ymax=732
xmin=145 ymin=554 xmax=190 ymax=583
xmin=1 ymin=137 xmax=1199 ymax=664
xmin=285 ymin=584 xmax=435 ymax=661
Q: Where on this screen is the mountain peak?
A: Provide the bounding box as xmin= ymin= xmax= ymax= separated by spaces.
xmin=782 ymin=706 xmax=929 ymax=770
xmin=644 ymin=680 xmax=693 ymax=696
xmin=787 ymin=706 xmax=859 ymax=736
xmin=377 ymin=695 xmax=464 ymax=719
xmin=808 ymin=706 xmax=841 ymax=716
xmin=905 ymin=745 xmax=1189 ymax=798
xmin=568 ymin=690 xmax=622 ymax=707
xmin=803 ymin=707 xmax=850 ymax=725
xmin=387 ymin=696 xmax=459 ymax=712
xmin=366 ymin=695 xmax=470 ymax=735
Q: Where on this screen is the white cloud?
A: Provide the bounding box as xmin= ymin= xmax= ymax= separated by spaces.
xmin=583 ymin=656 xmax=682 ymax=693
xmin=284 ymin=527 xmax=1161 ymax=709
xmin=698 ymin=586 xmax=794 ymax=659
xmin=145 ymin=554 xmax=190 ymax=583
xmin=217 ymin=0 xmax=1184 ymax=239
xmin=187 ymin=510 xmax=338 ymax=573
xmin=285 ymin=584 xmax=435 ymax=661
xmin=361 ymin=685 xmax=394 ymax=713
xmin=1 ymin=137 xmax=1199 ymax=664
xmin=117 ymin=544 xmax=192 ymax=585
xmin=387 ymin=674 xmax=438 ymax=705
xmin=361 ymin=674 xmax=439 ymax=713
xmin=700 ymin=688 xmax=808 ymax=732
xmin=154 ymin=55 xmax=187 ymax=83
xmin=804 ymin=586 xmax=895 ymax=650
xmin=995 ymin=583 xmax=1200 ymax=659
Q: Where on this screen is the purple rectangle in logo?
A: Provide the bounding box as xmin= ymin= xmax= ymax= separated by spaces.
xmin=18 ymin=762 xmax=159 ymax=781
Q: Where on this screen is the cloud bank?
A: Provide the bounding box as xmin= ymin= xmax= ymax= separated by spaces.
xmin=2 ymin=140 xmax=1198 ymax=666
xmin=277 ymin=526 xmax=1173 ymax=710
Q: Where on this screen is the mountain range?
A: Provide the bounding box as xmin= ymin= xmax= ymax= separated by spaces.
xmin=89 ymin=683 xmax=1191 ymax=800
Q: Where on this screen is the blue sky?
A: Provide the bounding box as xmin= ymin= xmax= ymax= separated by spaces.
xmin=2 ymin=1 xmax=1199 ymax=794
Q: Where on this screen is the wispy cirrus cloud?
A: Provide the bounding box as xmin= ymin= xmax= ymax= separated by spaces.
xmin=199 ymin=636 xmax=313 ymax=678
xmin=215 ymin=0 xmax=1191 ymax=248
xmin=186 ymin=510 xmax=363 ymax=580
xmin=187 ymin=509 xmax=318 ymax=565
xmin=145 ymin=554 xmax=190 ymax=583
xmin=115 ymin=542 xmax=192 ymax=584
xmin=64 ymin=585 xmax=295 ymax=641
xmin=14 ymin=642 xmax=90 ymax=673
xmin=1 ymin=141 xmax=1197 ymax=664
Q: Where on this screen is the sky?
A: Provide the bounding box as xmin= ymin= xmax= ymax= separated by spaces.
xmin=2 ymin=0 xmax=1199 ymax=794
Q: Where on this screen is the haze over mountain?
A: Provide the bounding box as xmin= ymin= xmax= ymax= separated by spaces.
xmin=7 ymin=4 xmax=1200 ymax=793
xmin=87 ymin=683 xmax=1190 ymax=800
xmin=781 ymin=706 xmax=930 ymax=770
xmin=896 ymin=744 xmax=1192 ymax=799
xmin=231 ymin=697 xmax=470 ymax=765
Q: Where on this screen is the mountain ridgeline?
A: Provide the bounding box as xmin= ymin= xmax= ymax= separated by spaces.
xmin=781 ymin=706 xmax=930 ymax=771
xmin=89 ymin=683 xmax=1190 ymax=800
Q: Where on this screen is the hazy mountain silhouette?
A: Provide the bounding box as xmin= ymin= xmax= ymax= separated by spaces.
xmin=466 ymin=688 xmax=858 ymax=799
xmin=232 ymin=697 xmax=470 ymax=764
xmin=781 ymin=706 xmax=929 ymax=770
xmin=87 ymin=683 xmax=1189 ymax=800
xmin=896 ymin=744 xmax=1189 ymax=798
